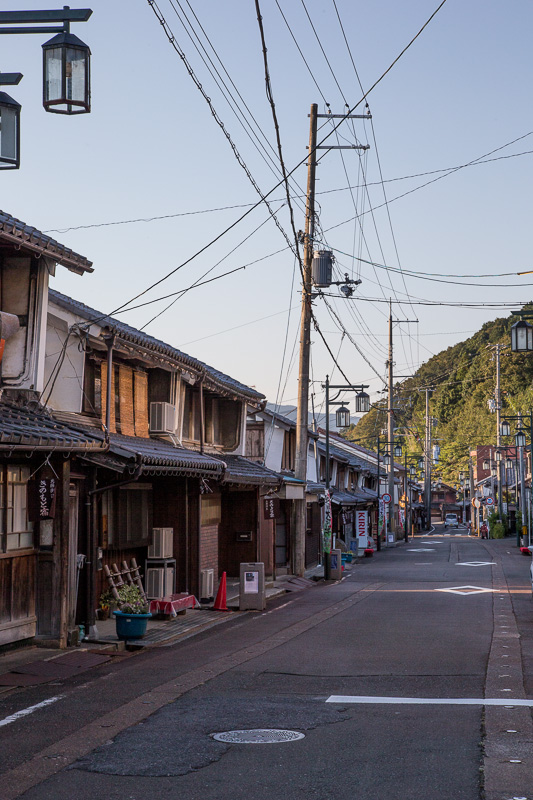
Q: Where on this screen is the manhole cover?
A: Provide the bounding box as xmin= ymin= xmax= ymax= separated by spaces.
xmin=212 ymin=729 xmax=305 ymax=744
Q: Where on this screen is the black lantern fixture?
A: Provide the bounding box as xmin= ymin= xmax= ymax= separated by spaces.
xmin=500 ymin=420 xmax=511 ymax=437
xmin=418 ymin=457 xmax=424 ymax=469
xmin=482 ymin=459 xmax=490 ymax=471
xmin=0 ymin=91 xmax=21 ymax=169
xmin=419 ymin=470 xmax=425 ymax=481
xmin=335 ymin=405 xmax=350 ymax=428
xmin=515 ymin=430 xmax=527 ymax=448
xmin=459 ymin=470 xmax=465 ymax=482
xmin=495 ymin=450 xmax=502 ymax=462
xmin=505 ymin=457 xmax=513 ymax=469
xmin=491 ymin=465 xmax=497 ymax=478
xmin=393 ymin=443 xmax=402 ymax=459
xmin=355 ymin=390 xmax=370 ymax=413
xmin=511 ymin=318 xmax=533 ymax=353
xmin=42 ymin=31 xmax=91 ymax=114
xmin=409 ymin=464 xmax=416 ymax=476
xmin=382 ymin=452 xmax=391 ymax=467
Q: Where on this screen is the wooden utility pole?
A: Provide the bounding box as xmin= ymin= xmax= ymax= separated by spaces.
xmin=293 ymin=103 xmax=318 ymax=576
xmin=425 ymin=387 xmax=432 ymax=529
xmin=387 ymin=301 xmax=395 ymax=532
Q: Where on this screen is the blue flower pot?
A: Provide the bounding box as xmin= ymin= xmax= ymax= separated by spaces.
xmin=113 ymin=610 xmax=152 ymax=640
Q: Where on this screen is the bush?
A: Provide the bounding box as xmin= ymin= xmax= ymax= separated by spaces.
xmin=491 ymin=521 xmax=505 ymax=539
xmin=115 ymin=584 xmax=149 ymax=614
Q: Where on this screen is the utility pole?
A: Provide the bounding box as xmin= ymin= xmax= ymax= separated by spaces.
xmin=293 ymin=104 xmax=370 ymax=575
xmin=387 ymin=301 xmax=395 ymax=533
xmin=495 ymin=343 xmax=504 ymax=521
xmin=293 ymin=103 xmax=318 ymax=576
xmin=425 ymin=388 xmax=432 ymax=530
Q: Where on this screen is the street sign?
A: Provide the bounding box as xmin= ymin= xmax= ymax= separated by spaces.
xmin=486 ymin=497 xmax=494 ymax=506
xmin=382 ymin=493 xmax=392 ymax=504
xmin=473 ymin=498 xmax=481 ymax=508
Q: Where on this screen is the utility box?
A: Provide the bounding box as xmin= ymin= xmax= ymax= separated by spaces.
xmin=239 ymin=562 xmax=266 ymax=611
xmin=329 ymin=548 xmax=343 ymax=580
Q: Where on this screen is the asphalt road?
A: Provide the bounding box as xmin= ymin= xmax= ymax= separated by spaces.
xmin=1 ymin=524 xmax=532 ymax=800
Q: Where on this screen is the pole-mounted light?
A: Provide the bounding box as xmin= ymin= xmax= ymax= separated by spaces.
xmin=500 ymin=420 xmax=511 ymax=437
xmin=495 ymin=450 xmax=502 ymax=462
xmin=482 ymin=459 xmax=489 ymax=471
xmin=382 ymin=452 xmax=391 ymax=467
xmin=505 ymin=457 xmax=513 ymax=469
xmin=393 ymin=443 xmax=402 ymax=459
xmin=515 ymin=430 xmax=527 ymax=448
xmin=355 ymin=390 xmax=370 ymax=413
xmin=42 ymin=31 xmax=90 ymax=114
xmin=335 ymin=405 xmax=350 ymax=428
xmin=409 ymin=465 xmax=416 ymax=476
xmin=491 ymin=465 xmax=497 ymax=478
xmin=459 ymin=470 xmax=465 ymax=481
xmin=511 ymin=318 xmax=533 ymax=353
xmin=0 ymin=89 xmax=21 ymax=169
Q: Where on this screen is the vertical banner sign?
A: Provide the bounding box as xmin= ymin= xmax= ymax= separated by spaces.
xmin=263 ymin=496 xmax=280 ymax=520
xmin=378 ymin=497 xmax=384 ymax=538
xmin=323 ymin=489 xmax=333 ymax=554
xmin=355 ymin=510 xmax=368 ymax=552
xmin=29 ymin=477 xmax=57 ymax=521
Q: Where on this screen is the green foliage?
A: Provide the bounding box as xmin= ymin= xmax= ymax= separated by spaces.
xmin=491 ymin=521 xmax=505 ymax=539
xmin=99 ymin=589 xmax=116 ymax=609
xmin=343 ymin=308 xmax=533 ymax=485
xmin=115 ymin=584 xmax=149 ymax=615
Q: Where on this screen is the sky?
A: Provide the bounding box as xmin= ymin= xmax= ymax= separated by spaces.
xmin=2 ymin=0 xmax=532 ymax=421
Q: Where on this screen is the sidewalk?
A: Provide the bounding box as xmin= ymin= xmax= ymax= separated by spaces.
xmin=0 ymin=567 xmax=322 ymax=693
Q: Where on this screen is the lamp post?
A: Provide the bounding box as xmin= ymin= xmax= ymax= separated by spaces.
xmin=323 ymin=375 xmax=370 ymax=577
xmin=0 ymin=7 xmax=92 ymax=169
xmin=500 ymin=413 xmax=533 ymax=546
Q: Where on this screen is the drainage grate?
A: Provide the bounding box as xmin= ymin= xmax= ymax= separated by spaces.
xmin=212 ymin=729 xmax=305 ymax=744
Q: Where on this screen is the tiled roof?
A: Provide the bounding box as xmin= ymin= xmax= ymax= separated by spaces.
xmin=0 ymin=400 xmax=106 ymax=450
xmin=0 ymin=211 xmax=92 ymax=274
xmin=221 ymin=455 xmax=280 ymax=486
xmin=49 ymin=289 xmax=264 ymax=404
xmin=330 ymin=488 xmax=377 ymax=506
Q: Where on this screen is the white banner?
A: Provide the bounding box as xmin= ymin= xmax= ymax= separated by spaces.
xmin=355 ymin=510 xmax=369 ymax=551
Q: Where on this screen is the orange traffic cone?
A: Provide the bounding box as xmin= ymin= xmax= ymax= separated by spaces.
xmin=213 ymin=572 xmax=229 ymax=612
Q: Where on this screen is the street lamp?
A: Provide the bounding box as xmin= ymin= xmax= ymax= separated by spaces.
xmin=501 ymin=420 xmax=511 ymax=437
xmin=0 ymin=88 xmax=21 ymax=169
xmin=515 ymin=430 xmax=527 ymax=448
xmin=355 ymin=391 xmax=370 ymax=413
xmin=0 ymin=7 xmax=92 ymax=169
xmin=393 ymin=443 xmax=402 ymax=459
xmin=335 ymin=404 xmax=350 ymax=428
xmin=42 ymin=31 xmax=91 ymax=114
xmin=322 ymin=375 xmax=370 ymax=576
xmin=495 ymin=450 xmax=502 ymax=462
xmin=511 ymin=319 xmax=533 ymax=353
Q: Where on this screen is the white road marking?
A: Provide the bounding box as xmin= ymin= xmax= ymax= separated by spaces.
xmin=326 ymin=695 xmax=533 ymax=706
xmin=435 ymin=585 xmax=494 ymax=595
xmin=0 ymin=695 xmax=64 ymax=728
xmin=456 ymin=562 xmax=496 ymax=567
xmin=407 ymin=548 xmax=436 ymax=552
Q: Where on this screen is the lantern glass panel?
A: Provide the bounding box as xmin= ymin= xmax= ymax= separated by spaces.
xmin=0 ymin=95 xmax=20 ymax=169
xmin=394 ymin=444 xmax=402 ymax=458
xmin=382 ymin=453 xmax=391 ymax=466
xmin=505 ymin=458 xmax=513 ymax=469
xmin=409 ymin=465 xmax=416 ymax=476
xmin=482 ymin=459 xmax=489 ymax=470
xmin=511 ymin=319 xmax=533 ymax=353
xmin=495 ymin=450 xmax=502 ymax=462
xmin=336 ymin=406 xmax=350 ymax=428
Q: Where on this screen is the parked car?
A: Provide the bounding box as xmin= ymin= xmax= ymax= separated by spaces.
xmin=444 ymin=513 xmax=459 ymax=528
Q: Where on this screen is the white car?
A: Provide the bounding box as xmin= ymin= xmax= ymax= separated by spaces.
xmin=444 ymin=514 xmax=459 ymax=529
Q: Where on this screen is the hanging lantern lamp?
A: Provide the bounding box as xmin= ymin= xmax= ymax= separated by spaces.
xmin=0 ymin=91 xmax=21 ymax=169
xmin=42 ymin=31 xmax=91 ymax=114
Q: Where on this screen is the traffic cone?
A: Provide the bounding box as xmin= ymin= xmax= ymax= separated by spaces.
xmin=213 ymin=572 xmax=229 ymax=612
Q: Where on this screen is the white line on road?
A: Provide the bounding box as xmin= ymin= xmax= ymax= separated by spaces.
xmin=326 ymin=695 xmax=533 ymax=706
xmin=0 ymin=696 xmax=64 ymax=728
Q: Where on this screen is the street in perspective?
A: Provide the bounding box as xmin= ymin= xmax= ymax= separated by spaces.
xmin=1 ymin=2 xmax=533 ymax=799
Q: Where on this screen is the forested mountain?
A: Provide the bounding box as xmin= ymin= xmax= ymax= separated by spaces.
xmin=343 ymin=308 xmax=533 ymax=485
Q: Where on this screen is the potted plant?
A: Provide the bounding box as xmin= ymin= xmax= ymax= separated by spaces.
xmin=98 ymin=588 xmax=116 ymax=620
xmin=113 ymin=584 xmax=151 ymax=640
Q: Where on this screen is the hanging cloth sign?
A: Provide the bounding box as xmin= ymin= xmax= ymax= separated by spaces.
xmin=29 ymin=477 xmax=57 ymax=520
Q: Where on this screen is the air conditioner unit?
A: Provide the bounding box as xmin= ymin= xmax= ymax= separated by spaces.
xmin=146 ymin=566 xmax=175 ymax=599
xmin=148 ymin=527 xmax=174 ymax=559
xmin=200 ymin=568 xmax=214 ymax=601
xmin=150 ymin=402 xmax=176 ymax=434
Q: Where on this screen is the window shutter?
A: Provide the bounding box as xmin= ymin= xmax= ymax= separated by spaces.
xmin=100 ymin=361 xmax=116 ymax=433
xmin=119 ymin=365 xmax=135 ymax=437
xmin=134 ymin=370 xmax=149 ymax=437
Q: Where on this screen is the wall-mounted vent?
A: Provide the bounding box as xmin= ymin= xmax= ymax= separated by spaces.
xmin=150 ymin=402 xmax=176 ymax=434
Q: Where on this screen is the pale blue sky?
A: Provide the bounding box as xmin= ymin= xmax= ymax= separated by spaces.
xmin=2 ymin=0 xmax=532 ymax=417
